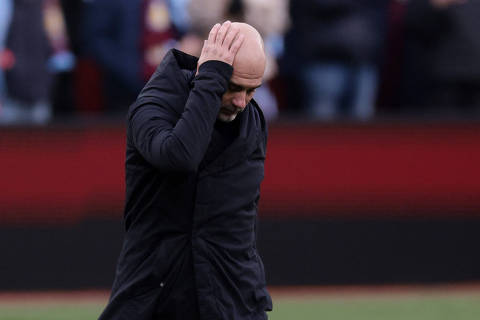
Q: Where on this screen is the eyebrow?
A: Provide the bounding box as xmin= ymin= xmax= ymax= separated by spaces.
xmin=229 ymin=81 xmax=262 ymax=91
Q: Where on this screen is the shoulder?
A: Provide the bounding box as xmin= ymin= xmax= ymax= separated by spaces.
xmin=127 ymin=49 xmax=196 ymax=121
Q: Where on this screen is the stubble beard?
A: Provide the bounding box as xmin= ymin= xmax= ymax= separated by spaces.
xmin=217 ymin=106 xmax=242 ymax=122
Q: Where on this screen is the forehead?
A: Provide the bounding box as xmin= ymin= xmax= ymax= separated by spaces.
xmin=230 ymin=67 xmax=263 ymax=89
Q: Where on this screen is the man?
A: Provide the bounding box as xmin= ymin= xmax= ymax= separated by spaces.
xmin=98 ymin=21 xmax=272 ymax=320
xmin=400 ymin=0 xmax=480 ymax=114
xmin=286 ymin=0 xmax=387 ymax=121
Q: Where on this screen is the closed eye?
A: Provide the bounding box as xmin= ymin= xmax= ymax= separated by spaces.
xmin=228 ymin=83 xmax=243 ymax=92
xmin=228 ymin=82 xmax=262 ymax=93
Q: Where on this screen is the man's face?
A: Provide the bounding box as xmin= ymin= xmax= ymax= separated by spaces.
xmin=218 ymin=71 xmax=262 ymax=122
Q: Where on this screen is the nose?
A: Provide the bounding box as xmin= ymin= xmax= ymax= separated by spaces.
xmin=232 ymin=91 xmax=247 ymax=110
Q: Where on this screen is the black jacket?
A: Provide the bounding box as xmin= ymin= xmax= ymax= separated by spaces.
xmin=99 ymin=49 xmax=272 ymax=320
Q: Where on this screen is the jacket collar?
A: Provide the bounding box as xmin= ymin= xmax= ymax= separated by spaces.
xmin=130 ymin=49 xmax=198 ymax=119
xmin=140 ymin=48 xmax=197 ymax=96
xmin=199 ymin=101 xmax=264 ymax=176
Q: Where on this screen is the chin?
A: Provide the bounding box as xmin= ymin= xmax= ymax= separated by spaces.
xmin=218 ymin=112 xmax=238 ymax=122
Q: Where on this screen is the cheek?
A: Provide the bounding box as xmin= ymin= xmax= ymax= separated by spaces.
xmin=221 ymin=93 xmax=232 ymax=106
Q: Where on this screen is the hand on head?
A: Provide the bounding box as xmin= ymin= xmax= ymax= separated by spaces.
xmin=195 ymin=21 xmax=267 ymax=123
xmin=197 ymin=21 xmax=244 ymax=71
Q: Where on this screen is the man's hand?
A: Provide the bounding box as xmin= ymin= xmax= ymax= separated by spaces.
xmin=197 ymin=21 xmax=244 ymax=71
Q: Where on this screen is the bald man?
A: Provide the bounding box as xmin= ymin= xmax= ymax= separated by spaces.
xmin=98 ymin=21 xmax=272 ymax=320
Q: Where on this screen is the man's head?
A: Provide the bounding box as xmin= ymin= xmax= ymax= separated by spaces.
xmin=218 ymin=22 xmax=266 ymax=122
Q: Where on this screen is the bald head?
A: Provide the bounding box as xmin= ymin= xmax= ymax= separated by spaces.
xmin=231 ymin=22 xmax=266 ymax=82
xmin=202 ymin=22 xmax=267 ymax=122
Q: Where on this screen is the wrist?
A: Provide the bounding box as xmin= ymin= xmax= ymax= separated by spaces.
xmin=196 ymin=60 xmax=233 ymax=85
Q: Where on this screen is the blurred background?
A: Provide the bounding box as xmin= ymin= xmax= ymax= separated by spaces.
xmin=1 ymin=0 xmax=480 ymax=319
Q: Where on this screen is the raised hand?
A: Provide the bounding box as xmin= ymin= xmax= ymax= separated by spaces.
xmin=197 ymin=21 xmax=244 ymax=70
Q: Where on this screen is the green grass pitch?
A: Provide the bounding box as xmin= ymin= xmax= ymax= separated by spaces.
xmin=1 ymin=290 xmax=480 ymax=320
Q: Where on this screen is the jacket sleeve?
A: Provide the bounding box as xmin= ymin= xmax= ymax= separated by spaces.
xmin=129 ymin=60 xmax=233 ymax=172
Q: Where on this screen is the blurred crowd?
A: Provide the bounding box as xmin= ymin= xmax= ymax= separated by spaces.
xmin=0 ymin=0 xmax=479 ymax=125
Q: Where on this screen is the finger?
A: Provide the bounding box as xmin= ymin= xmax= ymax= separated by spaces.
xmin=223 ymin=25 xmax=240 ymax=50
xmin=229 ymin=33 xmax=245 ymax=55
xmin=200 ymin=40 xmax=207 ymax=55
xmin=215 ymin=21 xmax=231 ymax=46
xmin=207 ymin=23 xmax=220 ymax=43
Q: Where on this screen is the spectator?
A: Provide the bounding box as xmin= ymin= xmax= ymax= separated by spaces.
xmin=285 ymin=0 xmax=388 ymax=121
xmin=375 ymin=0 xmax=408 ymax=115
xmin=1 ymin=0 xmax=53 ymax=125
xmin=242 ymin=0 xmax=290 ymax=121
xmin=82 ymin=0 xmax=143 ymax=114
xmin=0 ymin=0 xmax=13 ymax=110
xmin=400 ymin=0 xmax=480 ymax=116
xmin=168 ymin=0 xmax=192 ymax=34
xmin=47 ymin=0 xmax=81 ymax=118
xmin=82 ymin=0 xmax=178 ymax=115
xmin=141 ymin=0 xmax=178 ymax=81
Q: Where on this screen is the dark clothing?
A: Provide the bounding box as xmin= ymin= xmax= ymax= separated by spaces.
xmin=406 ymin=0 xmax=480 ymax=81
xmin=6 ymin=0 xmax=52 ymax=104
xmin=288 ymin=0 xmax=388 ymax=64
xmin=399 ymin=0 xmax=480 ymax=110
xmin=153 ymin=247 xmax=200 ymax=319
xmin=82 ymin=0 xmax=144 ymax=110
xmin=98 ymin=49 xmax=272 ymax=320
